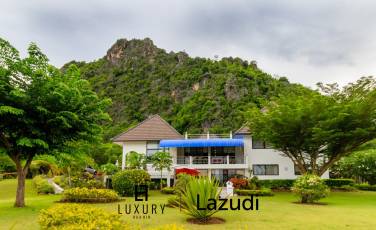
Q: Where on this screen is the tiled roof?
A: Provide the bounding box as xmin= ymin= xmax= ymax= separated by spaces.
xmin=112 ymin=115 xmax=183 ymax=142
xmin=235 ymin=124 xmax=251 ymax=134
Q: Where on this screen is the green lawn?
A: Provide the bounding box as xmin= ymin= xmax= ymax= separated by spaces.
xmin=1 ymin=179 xmax=376 ymax=229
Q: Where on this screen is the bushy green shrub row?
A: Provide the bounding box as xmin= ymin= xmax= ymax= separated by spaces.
xmin=259 ymin=179 xmax=295 ymax=189
xmin=161 ymin=187 xmax=175 ymax=194
xmin=323 ymin=179 xmax=355 ymax=187
xmin=39 ymin=204 xmax=126 ymax=230
xmin=61 ymin=187 xmax=119 ymax=203
xmin=235 ymin=188 xmax=274 ymax=196
xmin=354 ymin=183 xmax=376 ymax=191
xmin=112 ymin=169 xmax=151 ymax=196
xmin=71 ymin=173 xmax=104 ymax=189
xmin=33 ymin=175 xmax=54 ymax=194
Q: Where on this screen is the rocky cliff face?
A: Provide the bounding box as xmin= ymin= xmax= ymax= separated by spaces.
xmin=64 ymin=38 xmax=300 ymax=139
xmin=105 ymin=38 xmax=161 ymax=65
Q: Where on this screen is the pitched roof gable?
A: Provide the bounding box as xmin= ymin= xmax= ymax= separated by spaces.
xmin=112 ymin=115 xmax=183 ymax=142
xmin=235 ymin=123 xmax=251 ymax=134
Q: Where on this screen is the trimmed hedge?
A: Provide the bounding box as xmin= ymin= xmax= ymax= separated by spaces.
xmin=354 ymin=184 xmax=376 ymax=191
xmin=39 ymin=204 xmax=126 ymax=229
xmin=161 ymin=187 xmax=175 ymax=194
xmin=323 ymin=179 xmax=355 ymax=187
xmin=112 ymin=169 xmax=151 ymax=196
xmin=259 ymin=179 xmax=295 ymax=189
xmin=33 ymin=175 xmax=54 ymax=194
xmin=235 ymin=188 xmax=274 ymax=196
xmin=61 ymin=188 xmax=119 ymax=203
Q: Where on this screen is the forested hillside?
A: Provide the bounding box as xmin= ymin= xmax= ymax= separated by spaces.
xmin=63 ymin=38 xmax=305 ymax=139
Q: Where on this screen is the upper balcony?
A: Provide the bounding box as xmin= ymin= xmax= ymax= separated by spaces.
xmin=184 ymin=132 xmax=233 ymax=139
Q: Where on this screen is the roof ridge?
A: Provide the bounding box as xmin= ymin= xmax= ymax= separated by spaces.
xmin=111 ymin=114 xmax=182 ymax=141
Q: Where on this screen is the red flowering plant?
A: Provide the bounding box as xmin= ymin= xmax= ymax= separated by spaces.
xmin=229 ymin=178 xmax=248 ymax=189
xmin=175 ymin=168 xmax=200 ymax=176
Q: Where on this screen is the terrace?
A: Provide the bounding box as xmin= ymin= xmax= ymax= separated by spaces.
xmin=160 ymin=132 xmax=247 ymax=167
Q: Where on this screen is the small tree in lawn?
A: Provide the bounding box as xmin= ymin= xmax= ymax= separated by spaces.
xmin=151 ymin=151 xmax=172 ymax=190
xmin=248 ymin=77 xmax=376 ymax=176
xmin=0 ymin=38 xmax=111 ymax=207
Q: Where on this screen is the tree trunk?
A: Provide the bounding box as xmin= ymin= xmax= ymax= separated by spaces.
xmin=15 ymin=164 xmax=26 ymax=207
xmin=160 ymin=170 xmax=163 ymax=190
xmin=12 ymin=154 xmax=33 ymax=207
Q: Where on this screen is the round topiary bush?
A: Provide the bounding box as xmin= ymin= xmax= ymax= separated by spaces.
xmin=112 ymin=169 xmax=151 ymax=196
xmin=292 ymin=174 xmax=330 ymax=203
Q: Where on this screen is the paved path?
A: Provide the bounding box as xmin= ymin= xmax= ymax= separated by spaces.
xmin=47 ymin=178 xmax=64 ymax=194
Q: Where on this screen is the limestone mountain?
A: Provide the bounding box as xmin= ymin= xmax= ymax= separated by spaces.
xmin=63 ymin=38 xmax=304 ymax=139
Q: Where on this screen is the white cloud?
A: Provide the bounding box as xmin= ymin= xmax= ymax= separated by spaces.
xmin=1 ymin=0 xmax=376 ymax=87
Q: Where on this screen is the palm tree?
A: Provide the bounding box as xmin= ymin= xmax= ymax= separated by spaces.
xmin=126 ymin=151 xmax=146 ymax=169
xmin=151 ymin=151 xmax=173 ymax=190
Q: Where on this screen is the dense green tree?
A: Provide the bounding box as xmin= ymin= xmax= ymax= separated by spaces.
xmin=332 ymin=140 xmax=376 ymax=184
xmin=151 ymin=151 xmax=173 ymax=190
xmin=125 ymin=151 xmax=146 ymax=169
xmin=248 ymin=77 xmax=376 ymax=176
xmin=0 ymin=38 xmax=111 ymax=207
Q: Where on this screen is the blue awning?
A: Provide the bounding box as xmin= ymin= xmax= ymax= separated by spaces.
xmin=159 ymin=138 xmax=243 ymax=148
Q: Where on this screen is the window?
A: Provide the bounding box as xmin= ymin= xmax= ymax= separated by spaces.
xmin=294 ymin=165 xmax=301 ymax=175
xmin=253 ymin=164 xmax=279 ymax=175
xmin=146 ymin=141 xmax=167 ymax=157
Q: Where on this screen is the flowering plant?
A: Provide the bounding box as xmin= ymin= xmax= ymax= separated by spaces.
xmin=292 ymin=174 xmax=329 ymax=203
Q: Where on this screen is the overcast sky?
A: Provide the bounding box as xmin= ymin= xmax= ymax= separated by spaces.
xmin=1 ymin=0 xmax=376 ymax=87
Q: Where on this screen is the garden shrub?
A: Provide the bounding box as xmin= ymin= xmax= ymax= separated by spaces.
xmin=229 ymin=177 xmax=248 ymax=189
xmin=181 ymin=176 xmax=223 ymax=222
xmin=323 ymin=179 xmax=355 ymax=187
xmin=248 ymin=176 xmax=261 ymax=190
xmin=331 ymin=185 xmax=357 ymax=191
xmin=354 ymin=183 xmax=376 ymax=191
xmin=71 ymin=173 xmax=104 ymax=189
xmin=0 ymin=155 xmax=16 ymax=173
xmin=53 ymin=176 xmax=68 ymax=188
xmin=259 ymin=179 xmax=295 ymax=190
xmin=100 ymin=163 xmax=119 ymax=175
xmin=174 ymin=173 xmax=192 ymax=194
xmin=112 ymin=169 xmax=151 ymax=196
xmin=39 ymin=204 xmax=127 ymax=230
xmin=292 ymin=174 xmax=329 ymax=203
xmin=61 ymin=187 xmax=119 ymax=203
xmin=167 ymin=196 xmax=182 ymax=208
xmin=33 ymin=175 xmax=54 ymax=194
xmin=161 ymin=187 xmax=175 ymax=194
xmin=235 ymin=188 xmax=274 ymax=196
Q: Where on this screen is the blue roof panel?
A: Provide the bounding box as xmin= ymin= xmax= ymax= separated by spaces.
xmin=160 ymin=138 xmax=243 ymax=148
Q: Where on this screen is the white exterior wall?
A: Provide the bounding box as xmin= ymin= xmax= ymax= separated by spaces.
xmin=120 ymin=136 xmax=329 ymax=181
xmin=243 ymin=135 xmax=329 ymax=179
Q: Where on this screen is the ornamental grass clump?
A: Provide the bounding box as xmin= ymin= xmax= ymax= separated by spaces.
xmin=292 ymin=174 xmax=329 ymax=203
xmin=39 ymin=204 xmax=127 ymax=230
xmin=61 ymin=187 xmax=119 ymax=203
xmin=181 ymin=176 xmax=224 ymax=223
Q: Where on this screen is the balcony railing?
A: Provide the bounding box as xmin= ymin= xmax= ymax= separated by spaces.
xmin=184 ymin=132 xmax=233 ymax=139
xmin=176 ymin=155 xmax=244 ymax=165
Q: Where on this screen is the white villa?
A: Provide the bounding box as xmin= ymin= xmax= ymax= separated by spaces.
xmin=112 ymin=115 xmax=329 ymax=186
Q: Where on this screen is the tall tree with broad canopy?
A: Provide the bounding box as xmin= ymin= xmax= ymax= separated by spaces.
xmin=0 ymin=38 xmax=111 ymax=207
xmin=247 ymin=77 xmax=376 ymax=176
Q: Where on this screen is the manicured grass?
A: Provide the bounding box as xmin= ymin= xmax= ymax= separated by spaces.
xmin=1 ymin=179 xmax=376 ymax=229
